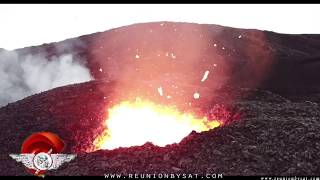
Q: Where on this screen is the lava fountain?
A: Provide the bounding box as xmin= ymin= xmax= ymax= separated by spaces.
xmin=94 ymin=98 xmax=222 ymax=150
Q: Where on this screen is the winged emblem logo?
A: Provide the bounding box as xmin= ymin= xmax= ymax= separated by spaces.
xmin=9 ymin=132 xmax=77 ymax=176
xmin=10 ymin=150 xmax=76 ymax=175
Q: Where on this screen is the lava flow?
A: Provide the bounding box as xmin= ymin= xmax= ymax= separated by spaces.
xmin=94 ymin=98 xmax=221 ymax=150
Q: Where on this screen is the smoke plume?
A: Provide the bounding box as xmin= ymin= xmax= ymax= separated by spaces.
xmin=0 ymin=48 xmax=93 ymax=107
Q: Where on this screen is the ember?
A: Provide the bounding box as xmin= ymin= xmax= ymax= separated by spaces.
xmin=94 ymin=99 xmax=221 ymax=150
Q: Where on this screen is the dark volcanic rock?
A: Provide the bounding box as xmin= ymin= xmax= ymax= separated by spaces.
xmin=0 ymin=80 xmax=320 ymax=176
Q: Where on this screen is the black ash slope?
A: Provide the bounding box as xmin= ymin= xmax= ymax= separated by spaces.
xmin=0 ymin=81 xmax=319 ymax=176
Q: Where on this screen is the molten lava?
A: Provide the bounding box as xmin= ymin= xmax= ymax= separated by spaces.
xmin=94 ymin=99 xmax=221 ymax=150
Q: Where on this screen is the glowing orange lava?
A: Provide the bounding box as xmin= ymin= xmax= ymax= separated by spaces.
xmin=94 ymin=98 xmax=221 ymax=150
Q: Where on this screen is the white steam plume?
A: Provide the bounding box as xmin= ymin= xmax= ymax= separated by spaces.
xmin=0 ymin=50 xmax=93 ymax=107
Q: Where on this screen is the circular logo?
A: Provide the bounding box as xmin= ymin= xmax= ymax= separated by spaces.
xmin=33 ymin=152 xmax=53 ymax=171
xmin=9 ymin=132 xmax=73 ymax=177
xmin=21 ymin=131 xmax=64 ymax=176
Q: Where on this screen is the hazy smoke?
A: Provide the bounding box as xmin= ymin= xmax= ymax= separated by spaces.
xmin=0 ymin=49 xmax=93 ymax=107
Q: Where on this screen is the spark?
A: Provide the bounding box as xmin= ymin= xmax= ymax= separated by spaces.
xmin=193 ymin=92 xmax=200 ymax=99
xmin=158 ymin=87 xmax=163 ymax=96
xmin=171 ymin=53 xmax=176 ymax=59
xmin=201 ymin=70 xmax=210 ymax=82
xmin=99 ymin=68 xmax=103 ymax=72
xmin=135 ymin=54 xmax=140 ymax=59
